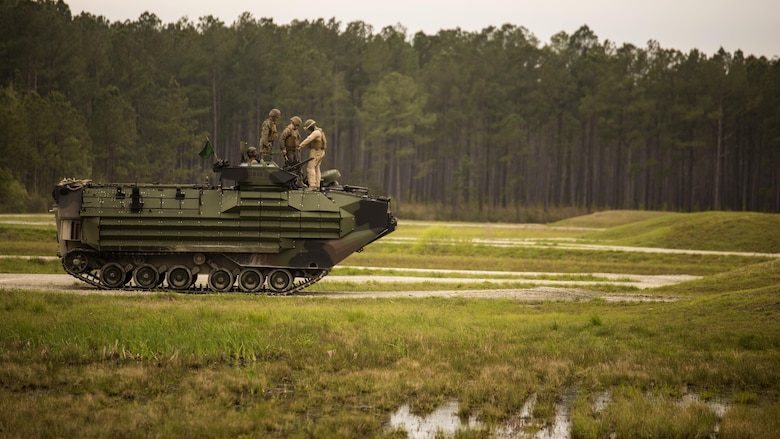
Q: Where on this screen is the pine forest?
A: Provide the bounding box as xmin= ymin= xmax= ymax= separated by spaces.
xmin=1 ymin=0 xmax=779 ymax=220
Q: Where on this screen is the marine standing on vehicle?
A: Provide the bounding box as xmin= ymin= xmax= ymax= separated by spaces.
xmin=260 ymin=108 xmax=281 ymax=161
xmin=279 ymin=115 xmax=303 ymax=186
xmin=280 ymin=116 xmax=302 ymax=165
xmin=299 ymin=119 xmax=326 ymax=191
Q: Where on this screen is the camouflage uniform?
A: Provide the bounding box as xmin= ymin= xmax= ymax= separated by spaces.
xmin=279 ymin=117 xmax=302 ymax=166
xmin=260 ymin=109 xmax=280 ymax=161
xmin=299 ymin=119 xmax=326 ymax=191
xmin=280 ymin=117 xmax=304 ymax=187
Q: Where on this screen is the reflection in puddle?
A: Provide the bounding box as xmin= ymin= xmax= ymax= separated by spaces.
xmin=532 ymin=389 xmax=576 ymax=439
xmin=680 ymin=393 xmax=728 ymax=417
xmin=494 ymin=393 xmax=537 ymax=438
xmin=389 ymin=400 xmax=482 ymax=438
xmin=388 ymin=390 xmax=730 ymax=438
xmin=592 ymin=390 xmax=612 ymax=413
xmin=679 ymin=392 xmax=729 ymax=435
xmin=388 ymin=391 xmax=578 ymax=439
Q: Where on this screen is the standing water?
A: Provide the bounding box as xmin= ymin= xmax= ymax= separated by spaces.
xmin=387 ymin=389 xmax=729 ymax=438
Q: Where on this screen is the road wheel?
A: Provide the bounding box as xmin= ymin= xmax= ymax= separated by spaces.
xmin=167 ymin=265 xmax=193 ymax=290
xmin=268 ymin=269 xmax=293 ymax=293
xmin=208 ymin=268 xmax=235 ymax=292
xmin=133 ymin=264 xmax=161 ymax=289
xmin=100 ymin=262 xmax=127 ymax=289
xmin=237 ymin=268 xmax=264 ymax=293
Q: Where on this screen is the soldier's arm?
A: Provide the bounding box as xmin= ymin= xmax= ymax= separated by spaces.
xmin=279 ymin=128 xmax=289 ymax=150
xmin=299 ymin=130 xmax=320 ymax=148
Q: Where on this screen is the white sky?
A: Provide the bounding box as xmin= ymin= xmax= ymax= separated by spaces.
xmin=65 ymin=0 xmax=779 ymax=58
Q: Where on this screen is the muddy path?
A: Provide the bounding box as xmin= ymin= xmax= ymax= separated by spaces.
xmin=0 ymin=273 xmax=683 ymax=302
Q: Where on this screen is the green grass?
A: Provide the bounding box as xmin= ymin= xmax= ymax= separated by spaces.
xmin=0 ymin=257 xmax=62 ymax=274
xmin=395 ymin=220 xmax=588 ymax=240
xmin=398 ymin=202 xmax=588 ymax=223
xmin=571 ymin=387 xmax=722 ymax=438
xmin=551 ymin=210 xmax=676 ymax=229
xmin=583 ymin=211 xmax=780 ymax=253
xmin=0 ymin=223 xmax=58 ymax=256
xmin=344 ymin=244 xmax=768 ymax=276
xmin=308 ymin=280 xmax=642 ymax=294
xmin=657 ymin=259 xmax=780 ymax=297
xmin=1 ymin=211 xmax=779 ymax=437
xmin=2 ymin=260 xmax=779 ymax=437
xmin=331 ymin=266 xmax=634 ymax=282
xmin=0 ymin=213 xmax=54 ymax=224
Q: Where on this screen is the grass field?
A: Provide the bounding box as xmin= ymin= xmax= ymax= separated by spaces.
xmin=1 ymin=211 xmax=779 ymax=438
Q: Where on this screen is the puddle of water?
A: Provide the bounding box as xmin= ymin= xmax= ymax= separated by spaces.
xmin=387 ymin=390 xmax=730 ymax=438
xmin=532 ymin=389 xmax=577 ymax=439
xmin=592 ymin=390 xmax=612 ymax=414
xmin=679 ymin=392 xmax=730 ymax=435
xmin=494 ymin=393 xmax=537 ymax=438
xmin=679 ymin=393 xmax=729 ymax=417
xmin=388 ymin=391 xmax=577 ymax=439
xmin=389 ymin=400 xmax=483 ymax=438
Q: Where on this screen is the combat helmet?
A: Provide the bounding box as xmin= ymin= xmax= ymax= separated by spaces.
xmin=304 ymin=119 xmax=316 ymax=130
xmin=269 ymin=108 xmax=281 ymax=118
xmin=291 ymin=116 xmax=302 ymax=127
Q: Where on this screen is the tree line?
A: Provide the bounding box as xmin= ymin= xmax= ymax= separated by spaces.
xmin=1 ymin=0 xmax=778 ymax=219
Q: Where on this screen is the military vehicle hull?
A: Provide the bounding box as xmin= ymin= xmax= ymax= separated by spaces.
xmin=53 ymin=162 xmax=396 ymax=294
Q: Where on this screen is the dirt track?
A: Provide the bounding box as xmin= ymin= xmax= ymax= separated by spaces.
xmin=0 ymin=272 xmax=687 ymax=302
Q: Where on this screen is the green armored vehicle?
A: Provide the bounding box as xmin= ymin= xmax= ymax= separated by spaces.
xmin=52 ymin=160 xmax=396 ymax=294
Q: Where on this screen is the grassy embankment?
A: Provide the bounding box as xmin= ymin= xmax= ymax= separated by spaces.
xmin=1 ymin=211 xmax=779 ymax=437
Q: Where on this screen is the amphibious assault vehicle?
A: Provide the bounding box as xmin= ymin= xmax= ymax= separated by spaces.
xmin=52 ymin=160 xmax=396 ymax=294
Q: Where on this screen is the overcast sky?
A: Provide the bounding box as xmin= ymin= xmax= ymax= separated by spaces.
xmin=65 ymin=0 xmax=779 ymax=58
